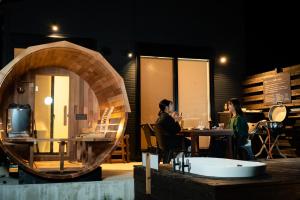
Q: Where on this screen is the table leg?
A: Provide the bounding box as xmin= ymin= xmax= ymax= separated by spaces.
xmin=59 ymin=141 xmax=65 ymax=173
xmin=274 ymin=138 xmax=287 ymax=158
xmin=226 ymin=136 xmax=233 ymax=159
xmin=81 ymin=141 xmax=87 ymax=165
xmin=87 ymin=143 xmax=92 ymax=164
xmin=29 ymin=144 xmax=34 ymax=168
xmin=76 ymin=141 xmax=82 ymax=161
xmin=268 ymin=135 xmax=287 ymax=159
xmin=191 ymin=133 xmax=199 ymax=156
xmin=256 ymin=135 xmax=270 ymax=158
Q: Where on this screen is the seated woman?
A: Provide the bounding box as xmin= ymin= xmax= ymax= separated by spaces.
xmin=155 ymin=99 xmax=190 ymax=163
xmin=227 ymin=98 xmax=253 ymax=160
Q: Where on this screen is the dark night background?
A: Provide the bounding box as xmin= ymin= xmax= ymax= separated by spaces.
xmin=0 ymin=0 xmax=299 ymax=159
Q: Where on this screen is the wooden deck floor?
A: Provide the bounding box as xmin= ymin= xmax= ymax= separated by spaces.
xmin=134 ymin=158 xmax=300 ymax=200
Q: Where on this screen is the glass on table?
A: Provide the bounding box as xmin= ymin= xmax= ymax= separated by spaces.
xmin=197 ymin=121 xmax=205 ymax=130
xmin=218 ymin=123 xmax=225 ymax=129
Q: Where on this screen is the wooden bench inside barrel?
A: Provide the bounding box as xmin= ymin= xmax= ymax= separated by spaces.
xmin=2 ymin=137 xmax=114 ymax=173
xmin=2 ymin=137 xmax=70 ymax=172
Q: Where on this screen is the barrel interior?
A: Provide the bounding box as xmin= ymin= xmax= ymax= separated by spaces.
xmin=0 ymin=41 xmax=129 ymax=179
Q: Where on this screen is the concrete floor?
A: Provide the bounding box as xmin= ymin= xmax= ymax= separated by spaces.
xmin=0 ymin=162 xmax=141 ymax=200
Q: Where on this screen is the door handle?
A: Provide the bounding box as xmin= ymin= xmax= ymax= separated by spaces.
xmin=64 ymin=105 xmax=67 ymax=126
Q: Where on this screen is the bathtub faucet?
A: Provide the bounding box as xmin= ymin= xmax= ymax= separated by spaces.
xmin=181 ymin=153 xmax=191 ymax=174
xmin=173 ymin=157 xmax=181 ymax=172
xmin=173 ymin=153 xmax=191 ymax=174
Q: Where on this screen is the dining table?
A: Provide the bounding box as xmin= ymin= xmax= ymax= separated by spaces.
xmin=179 ymin=128 xmax=234 ymax=158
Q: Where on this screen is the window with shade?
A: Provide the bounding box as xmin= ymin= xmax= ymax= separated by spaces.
xmin=140 ymin=56 xmax=211 ymax=150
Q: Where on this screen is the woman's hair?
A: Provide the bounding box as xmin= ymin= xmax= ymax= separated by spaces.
xmin=158 ymin=99 xmax=172 ymax=115
xmin=228 ymin=98 xmax=244 ymax=116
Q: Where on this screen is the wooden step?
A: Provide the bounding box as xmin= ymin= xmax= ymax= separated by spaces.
xmin=109 ymin=159 xmax=126 ymax=163
xmin=111 ymin=151 xmax=127 ymax=155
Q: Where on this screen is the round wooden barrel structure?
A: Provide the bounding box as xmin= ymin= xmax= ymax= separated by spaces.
xmin=0 ymin=41 xmax=130 ymax=179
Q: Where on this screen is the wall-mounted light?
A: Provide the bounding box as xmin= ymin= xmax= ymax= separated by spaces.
xmin=219 ymin=56 xmax=228 ymax=64
xmin=51 ymin=25 xmax=59 ymax=32
xmin=48 ymin=24 xmax=66 ymax=38
xmin=16 ymin=86 xmax=25 ymax=94
xmin=128 ymin=52 xmax=133 ymax=58
xmin=44 ymin=96 xmax=53 ymax=105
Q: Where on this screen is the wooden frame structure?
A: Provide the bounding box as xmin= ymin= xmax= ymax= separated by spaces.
xmin=242 ymin=65 xmax=300 ymax=112
xmin=242 ymin=65 xmax=300 ymax=156
xmin=0 ymin=41 xmax=130 ymax=179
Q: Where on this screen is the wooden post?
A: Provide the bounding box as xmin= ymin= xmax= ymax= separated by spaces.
xmin=59 ymin=141 xmax=65 ymax=173
xmin=146 ymin=152 xmax=151 ymax=195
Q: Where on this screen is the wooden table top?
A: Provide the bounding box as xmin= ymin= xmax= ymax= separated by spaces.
xmin=180 ymin=128 xmax=234 ymax=136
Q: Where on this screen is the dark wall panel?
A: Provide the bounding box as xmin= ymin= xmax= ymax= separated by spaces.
xmin=121 ymin=60 xmax=137 ymax=160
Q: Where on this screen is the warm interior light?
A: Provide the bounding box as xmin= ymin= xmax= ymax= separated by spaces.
xmin=219 ymin=56 xmax=227 ymax=64
xmin=128 ymin=52 xmax=133 ymax=58
xmin=51 ymin=25 xmax=59 ymax=32
xmin=48 ymin=34 xmax=66 ymax=38
xmin=44 ymin=96 xmax=53 ymax=105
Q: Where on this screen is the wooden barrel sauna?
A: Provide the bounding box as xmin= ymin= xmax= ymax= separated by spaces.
xmin=0 ymin=41 xmax=130 ymax=179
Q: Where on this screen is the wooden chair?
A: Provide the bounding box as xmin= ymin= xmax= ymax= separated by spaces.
xmin=153 ymin=125 xmax=187 ymax=164
xmin=141 ymin=123 xmax=158 ymax=153
xmin=107 ymin=134 xmax=130 ymax=163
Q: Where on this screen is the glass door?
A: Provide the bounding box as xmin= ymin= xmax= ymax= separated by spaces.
xmin=34 ymin=75 xmax=52 ymax=153
xmin=34 ymin=75 xmax=69 ymax=153
xmin=53 ymin=76 xmax=69 ymax=153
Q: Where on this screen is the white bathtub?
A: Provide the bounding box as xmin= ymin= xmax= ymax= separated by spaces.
xmin=173 ymin=157 xmax=267 ymax=178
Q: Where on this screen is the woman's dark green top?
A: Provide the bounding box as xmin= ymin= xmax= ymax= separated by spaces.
xmin=228 ymin=115 xmax=249 ymax=139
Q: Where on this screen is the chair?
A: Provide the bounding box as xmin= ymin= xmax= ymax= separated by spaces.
xmin=239 ymin=139 xmax=255 ymax=160
xmin=234 ymin=122 xmax=258 ymax=160
xmin=141 ymin=123 xmax=158 ymax=153
xmin=107 ymin=134 xmax=130 ymax=163
xmin=153 ymin=125 xmax=187 ymax=164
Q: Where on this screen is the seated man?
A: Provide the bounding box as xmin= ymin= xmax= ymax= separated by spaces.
xmin=155 ymin=99 xmax=191 ymax=163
